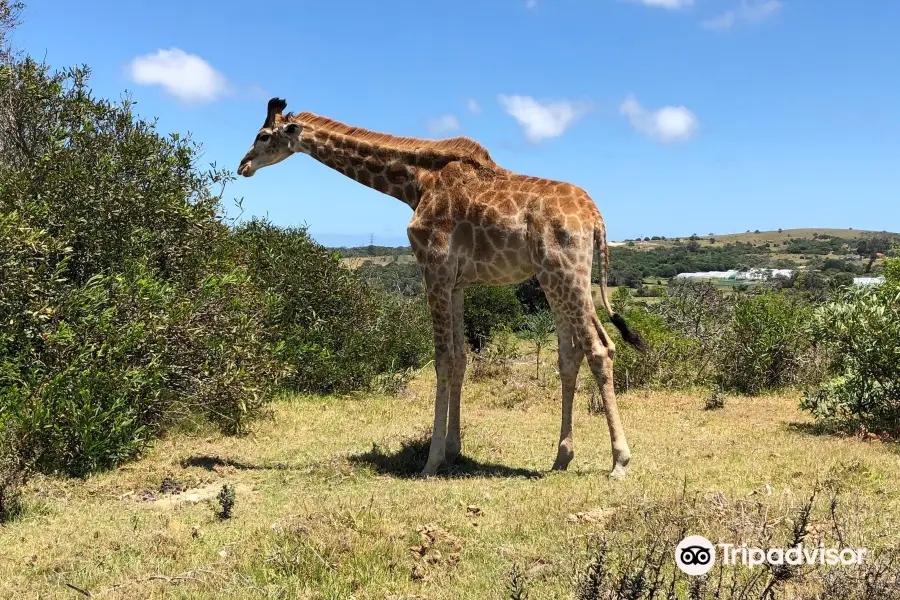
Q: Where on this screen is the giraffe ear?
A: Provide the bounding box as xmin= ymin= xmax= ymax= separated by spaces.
xmin=281 ymin=122 xmax=302 ymax=137
xmin=264 ymin=97 xmax=287 ymax=129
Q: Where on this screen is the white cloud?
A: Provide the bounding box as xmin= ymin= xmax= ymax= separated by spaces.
xmin=498 ymin=95 xmax=591 ymax=142
xmin=638 ymin=0 xmax=694 ymax=9
xmin=619 ymin=94 xmax=699 ymax=143
xmin=701 ymin=0 xmax=782 ymax=30
xmin=427 ymin=114 xmax=461 ymax=135
xmin=741 ymin=0 xmax=782 ymax=22
xmin=128 ymin=48 xmax=229 ymax=104
xmin=466 ymin=98 xmax=482 ymax=115
xmin=700 ymin=12 xmax=736 ymax=30
xmin=246 ymin=83 xmax=272 ymax=101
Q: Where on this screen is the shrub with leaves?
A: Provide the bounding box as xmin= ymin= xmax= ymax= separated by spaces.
xmin=514 ymin=275 xmax=550 ymax=315
xmin=704 ymin=388 xmax=726 ymax=411
xmin=801 ymin=258 xmax=900 ymax=437
xmin=717 ymin=290 xmax=817 ymax=395
xmin=234 ymin=218 xmax=433 ymax=394
xmin=463 ymin=285 xmax=523 ymax=351
xmin=657 ymin=279 xmax=733 ymax=381
xmin=216 ymin=483 xmax=236 ymax=520
xmin=470 ymin=326 xmax=519 ymax=382
xmin=521 ymin=311 xmax=555 ymax=382
xmin=607 ymin=287 xmax=705 ymax=392
xmin=0 ymin=34 xmax=281 ymax=499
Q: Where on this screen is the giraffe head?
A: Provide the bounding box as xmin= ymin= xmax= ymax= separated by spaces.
xmin=237 ymin=98 xmax=304 ymax=177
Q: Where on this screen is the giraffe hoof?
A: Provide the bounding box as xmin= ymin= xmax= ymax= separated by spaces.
xmin=608 ymin=465 xmax=628 ymax=480
xmin=552 ymin=446 xmax=574 ymax=471
xmin=419 ymin=460 xmax=443 ymax=478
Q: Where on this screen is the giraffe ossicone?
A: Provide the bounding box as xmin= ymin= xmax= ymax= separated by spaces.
xmin=239 ymin=98 xmax=647 ymax=478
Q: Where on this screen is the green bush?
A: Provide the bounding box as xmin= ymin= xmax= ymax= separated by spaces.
xmin=521 ymin=311 xmax=555 ymax=382
xmin=2 ymin=263 xmax=279 ymax=477
xmin=801 ymin=258 xmax=900 ymax=437
xmin=0 ymin=10 xmax=438 ymax=513
xmin=235 ymin=219 xmax=433 ymax=394
xmin=463 ymin=285 xmax=523 ymax=351
xmin=0 ymin=47 xmax=281 ymax=497
xmin=356 ymin=260 xmax=423 ymax=296
xmin=607 ymin=288 xmax=704 ymax=391
xmin=606 ymin=283 xmax=828 ymax=396
xmin=717 ymin=290 xmax=816 ymax=395
xmin=608 ymin=307 xmax=704 ymax=391
xmin=514 ymin=276 xmax=550 ymax=314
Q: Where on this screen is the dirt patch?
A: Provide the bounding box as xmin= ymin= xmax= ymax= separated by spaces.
xmin=566 ymin=507 xmax=615 ymax=525
xmin=127 ymin=482 xmax=252 ymax=510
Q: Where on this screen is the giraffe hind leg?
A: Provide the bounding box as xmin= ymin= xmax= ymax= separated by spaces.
xmin=545 ymin=280 xmax=631 ymax=479
xmin=574 ymin=298 xmax=631 ymax=478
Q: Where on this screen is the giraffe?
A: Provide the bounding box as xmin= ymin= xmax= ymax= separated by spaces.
xmin=238 ymin=98 xmax=647 ymax=479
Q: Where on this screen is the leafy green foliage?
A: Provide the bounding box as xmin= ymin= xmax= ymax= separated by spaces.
xmin=704 ymin=389 xmax=726 ymax=410
xmin=0 ymin=9 xmax=434 ymax=515
xmin=514 ymin=276 xmax=550 ymax=314
xmin=470 ymin=326 xmax=520 ymax=382
xmin=333 ymin=245 xmax=412 ymax=258
xmin=717 ymin=291 xmax=816 ymax=395
xmin=608 ymin=288 xmax=705 ymax=391
xmin=463 ymin=285 xmax=523 ymax=351
xmin=235 ymin=219 xmax=432 ymax=394
xmin=801 ymin=258 xmax=900 ymax=436
xmin=0 ymin=56 xmax=283 ymax=484
xmin=356 ymin=260 xmax=423 ymax=296
xmin=606 ymin=282 xmax=828 ymax=396
xmin=216 ymin=483 xmax=236 ymax=520
xmin=521 ymin=311 xmax=555 ymax=381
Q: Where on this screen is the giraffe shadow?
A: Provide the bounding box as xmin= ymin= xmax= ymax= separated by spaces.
xmin=348 ymin=434 xmax=544 ymax=480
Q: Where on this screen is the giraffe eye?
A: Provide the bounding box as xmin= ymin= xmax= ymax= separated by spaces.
xmin=257 ymin=133 xmax=271 ymax=143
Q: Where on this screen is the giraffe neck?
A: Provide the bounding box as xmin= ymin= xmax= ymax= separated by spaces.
xmin=295 ymin=123 xmax=420 ymax=208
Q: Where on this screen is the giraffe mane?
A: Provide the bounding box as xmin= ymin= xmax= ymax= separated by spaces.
xmin=286 ymin=112 xmax=497 ymax=168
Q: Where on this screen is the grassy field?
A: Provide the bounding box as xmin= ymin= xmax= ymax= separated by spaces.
xmin=3 ymin=351 xmax=898 ymax=599
xmin=340 ymin=254 xmax=417 ymax=270
xmin=610 ymin=228 xmax=893 ymax=249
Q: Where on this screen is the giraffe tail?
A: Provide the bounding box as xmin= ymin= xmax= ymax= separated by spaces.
xmin=595 ymin=225 xmax=648 ymax=353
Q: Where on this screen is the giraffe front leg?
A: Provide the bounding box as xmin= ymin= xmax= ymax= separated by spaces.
xmin=421 ymin=287 xmax=454 ymax=477
xmin=552 ymin=317 xmax=583 ymax=471
xmin=446 ymin=288 xmax=466 ymax=460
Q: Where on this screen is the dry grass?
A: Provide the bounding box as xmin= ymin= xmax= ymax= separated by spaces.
xmin=2 ymin=359 xmax=899 ymax=599
xmin=341 ymin=254 xmax=417 ymax=270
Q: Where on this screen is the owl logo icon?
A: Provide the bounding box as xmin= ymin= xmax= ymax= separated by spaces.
xmin=675 ymin=536 xmax=716 ymax=576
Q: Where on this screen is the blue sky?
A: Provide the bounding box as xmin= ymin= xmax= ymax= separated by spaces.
xmin=14 ymin=0 xmax=900 ymax=246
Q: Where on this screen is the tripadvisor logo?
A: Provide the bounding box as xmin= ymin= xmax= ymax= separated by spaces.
xmin=675 ymin=536 xmax=716 ymax=576
xmin=675 ymin=536 xmax=868 ymax=576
